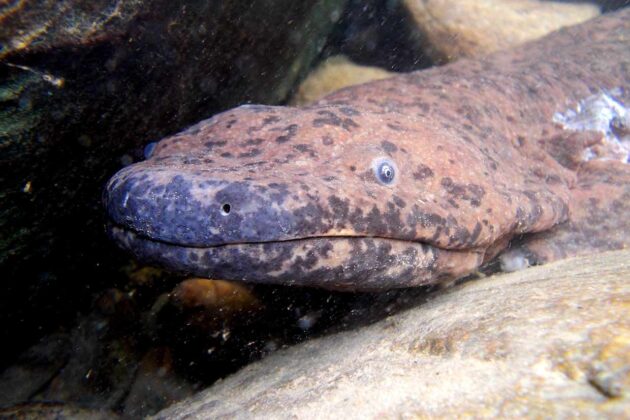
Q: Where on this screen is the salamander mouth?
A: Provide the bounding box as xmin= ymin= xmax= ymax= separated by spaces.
xmin=107 ymin=222 xmax=482 ymax=291
xmin=108 ymin=220 xmax=427 ymax=249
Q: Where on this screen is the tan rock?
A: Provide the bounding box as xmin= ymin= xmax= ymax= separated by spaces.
xmin=290 ymin=55 xmax=394 ymax=106
xmin=154 ymin=249 xmax=630 ymax=418
xmin=167 ymin=278 xmax=262 ymax=330
xmin=403 ymin=0 xmax=600 ymax=62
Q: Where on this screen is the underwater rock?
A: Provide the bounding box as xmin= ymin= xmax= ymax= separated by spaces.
xmin=290 ymin=55 xmax=394 ymax=106
xmin=121 ymin=347 xmax=198 ymax=418
xmin=153 ymin=249 xmax=630 ymax=418
xmin=324 ymin=0 xmax=434 ymax=72
xmin=0 ymin=333 xmax=71 ymax=408
xmin=0 ymin=286 xmax=197 ymax=417
xmin=32 ymin=315 xmax=139 ymax=410
xmin=402 ymin=0 xmax=600 ymax=62
xmin=0 ymin=0 xmax=347 ymax=358
xmin=0 ymin=402 xmax=117 ymax=420
xmin=162 ymin=278 xmax=262 ymax=332
xmin=171 ymin=279 xmax=261 ymax=316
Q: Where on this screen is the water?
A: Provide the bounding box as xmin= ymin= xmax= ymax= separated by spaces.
xmin=1 ymin=0 xmax=628 ymax=417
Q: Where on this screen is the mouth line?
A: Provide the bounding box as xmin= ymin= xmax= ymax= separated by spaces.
xmin=108 ymin=222 xmax=441 ymax=250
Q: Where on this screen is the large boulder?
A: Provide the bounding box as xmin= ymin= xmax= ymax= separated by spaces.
xmin=290 ymin=55 xmax=394 ymax=106
xmin=402 ymin=0 xmax=600 ymax=62
xmin=155 ymin=249 xmax=630 ymax=418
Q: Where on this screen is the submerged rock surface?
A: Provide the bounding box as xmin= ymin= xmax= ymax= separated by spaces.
xmin=402 ymin=0 xmax=600 ymax=62
xmin=290 ymin=55 xmax=394 ymax=106
xmin=154 ymin=249 xmax=630 ymax=418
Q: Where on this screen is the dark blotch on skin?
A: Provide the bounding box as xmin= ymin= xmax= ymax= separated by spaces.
xmin=328 ymin=196 xmax=350 ymax=225
xmin=413 ymin=163 xmax=434 ymax=180
xmin=521 ymin=190 xmax=544 ymax=227
xmin=393 ymin=195 xmax=406 ymax=208
xmin=294 ymin=144 xmax=318 ymax=158
xmin=381 ymin=140 xmax=398 ymax=154
xmin=416 ymin=102 xmax=430 ymax=113
xmin=339 ymin=107 xmax=360 ymax=116
xmin=263 ymin=116 xmax=281 ymax=125
xmin=470 ymin=222 xmax=482 ymax=243
xmin=322 ymin=136 xmax=334 ymax=146
xmin=317 ymin=242 xmax=334 ymax=258
xmin=407 ymin=205 xmax=447 ymax=232
xmin=447 ymin=222 xmax=473 ymax=247
xmin=545 ymin=174 xmax=563 ymax=185
xmin=273 ymin=154 xmax=296 ymax=165
xmin=204 ymin=140 xmax=227 ymax=151
xmin=238 ymin=149 xmax=262 ymax=158
xmin=441 ymin=177 xmax=486 ymax=207
xmin=242 ymin=138 xmax=265 ymax=146
xmin=312 ymin=110 xmax=359 ymax=131
xmin=275 ymin=124 xmax=299 ymax=144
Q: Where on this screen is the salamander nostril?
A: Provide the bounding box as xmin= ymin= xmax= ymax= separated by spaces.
xmin=221 ymin=203 xmax=231 ymax=215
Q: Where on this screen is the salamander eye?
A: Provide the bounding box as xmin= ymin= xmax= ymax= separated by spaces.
xmin=373 ymin=158 xmax=397 ymax=185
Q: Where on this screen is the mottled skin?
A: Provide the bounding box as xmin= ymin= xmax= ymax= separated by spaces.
xmin=105 ymin=9 xmax=630 ymax=291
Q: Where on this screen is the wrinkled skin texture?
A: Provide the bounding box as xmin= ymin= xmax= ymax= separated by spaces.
xmin=105 ymin=9 xmax=630 ymax=291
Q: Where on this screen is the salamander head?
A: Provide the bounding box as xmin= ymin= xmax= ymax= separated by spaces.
xmin=104 ymin=104 xmax=567 ymax=290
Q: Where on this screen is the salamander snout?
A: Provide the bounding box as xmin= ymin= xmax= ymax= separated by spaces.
xmin=104 ymin=165 xmax=306 ymax=247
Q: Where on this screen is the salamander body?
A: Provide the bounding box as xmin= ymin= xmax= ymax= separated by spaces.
xmin=105 ymin=9 xmax=630 ymax=291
